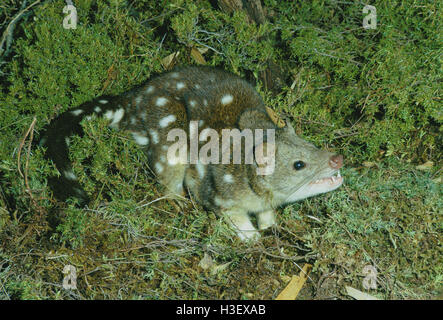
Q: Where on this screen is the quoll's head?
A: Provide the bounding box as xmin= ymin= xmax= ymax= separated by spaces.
xmin=256 ymin=123 xmax=344 ymax=205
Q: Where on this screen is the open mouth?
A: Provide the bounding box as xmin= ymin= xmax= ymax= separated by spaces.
xmin=285 ymin=170 xmax=344 ymax=203
xmin=310 ymin=170 xmax=343 ymax=187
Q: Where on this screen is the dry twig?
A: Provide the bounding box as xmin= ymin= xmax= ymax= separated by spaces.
xmin=0 ymin=0 xmax=41 ymax=59
xmin=17 ymin=117 xmax=44 ymax=211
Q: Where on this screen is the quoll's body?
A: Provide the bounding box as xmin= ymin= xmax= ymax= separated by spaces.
xmin=41 ymin=66 xmax=344 ymax=240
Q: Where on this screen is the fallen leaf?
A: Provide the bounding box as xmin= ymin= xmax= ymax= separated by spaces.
xmin=162 ymin=51 xmax=180 ymax=70
xmin=191 ymin=47 xmax=206 ymax=65
xmin=416 ymin=161 xmax=434 ymax=171
xmin=210 ymin=262 xmax=232 ymax=276
xmin=198 ymin=252 xmax=213 ymax=270
xmin=275 ymin=264 xmax=312 ymax=300
xmin=266 ymin=107 xmax=286 ymax=128
xmin=362 ymin=161 xmax=376 ymax=168
xmin=345 ymin=286 xmax=380 ymax=300
xmin=199 ymin=253 xmax=232 ymax=276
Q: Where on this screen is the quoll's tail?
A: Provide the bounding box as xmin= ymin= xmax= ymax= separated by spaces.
xmin=40 ymin=96 xmax=125 ymax=205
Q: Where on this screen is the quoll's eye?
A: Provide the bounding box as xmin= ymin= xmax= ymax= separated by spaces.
xmin=293 ymin=160 xmax=306 ymax=171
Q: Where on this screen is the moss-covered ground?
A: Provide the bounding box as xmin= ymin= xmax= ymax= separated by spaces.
xmin=0 ymin=0 xmax=441 ymax=299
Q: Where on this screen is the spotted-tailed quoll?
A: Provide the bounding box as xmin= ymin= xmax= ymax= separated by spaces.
xmin=40 ymin=66 xmax=344 ymax=241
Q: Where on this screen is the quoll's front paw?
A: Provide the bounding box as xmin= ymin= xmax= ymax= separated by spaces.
xmin=237 ymin=228 xmax=260 ymax=242
xmin=257 ymin=210 xmax=276 ymax=230
xmin=223 ymin=209 xmax=261 ymax=242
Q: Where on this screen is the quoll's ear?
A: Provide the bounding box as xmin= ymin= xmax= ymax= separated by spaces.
xmin=254 ymin=141 xmax=276 ymax=176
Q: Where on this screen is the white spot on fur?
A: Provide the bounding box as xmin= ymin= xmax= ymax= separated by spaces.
xmin=94 ymin=106 xmax=102 ymax=113
xmin=65 ymin=137 xmax=70 ymax=145
xmin=135 ymin=96 xmax=143 ymax=106
xmin=145 ymin=86 xmax=155 ymax=94
xmin=99 ymin=99 xmax=108 ymax=104
xmin=159 ymin=115 xmax=176 ymax=128
xmin=64 ymin=170 xmax=77 ymax=181
xmin=170 ymin=72 xmax=179 ymax=78
xmin=131 ymin=132 xmax=149 ymax=146
xmin=176 ymin=82 xmax=186 ymax=90
xmin=156 ymin=97 xmax=168 ymax=107
xmin=114 ymin=108 xmax=125 ymax=122
xmin=223 ymin=174 xmax=234 ymax=183
xmin=189 ymin=100 xmax=197 ymax=108
xmin=155 ymin=163 xmax=164 ymax=174
xmin=203 ymin=99 xmax=208 ymax=106
xmin=195 ymin=84 xmax=201 ymax=89
xmin=104 ymin=110 xmax=114 ymax=120
xmin=105 ymin=108 xmax=125 ymax=128
xmin=160 ymin=155 xmax=166 ymax=163
xmin=198 ymin=120 xmax=204 ymax=127
xmin=221 ymin=94 xmax=233 ymax=105
xmin=150 ymin=130 xmax=159 ymax=144
xmin=71 ymin=109 xmax=83 ymax=116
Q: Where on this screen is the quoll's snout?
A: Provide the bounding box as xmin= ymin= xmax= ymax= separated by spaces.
xmin=329 ymin=154 xmax=343 ymax=169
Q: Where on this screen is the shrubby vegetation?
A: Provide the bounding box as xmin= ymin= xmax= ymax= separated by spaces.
xmin=0 ymin=0 xmax=441 ymax=299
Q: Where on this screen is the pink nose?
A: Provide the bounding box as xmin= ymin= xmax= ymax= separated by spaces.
xmin=329 ymin=154 xmax=343 ymax=169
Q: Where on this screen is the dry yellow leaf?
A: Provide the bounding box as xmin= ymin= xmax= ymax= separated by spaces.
xmin=416 ymin=161 xmax=434 ymax=171
xmin=162 ymin=51 xmax=180 ymax=70
xmin=363 ymin=161 xmax=376 ymax=168
xmin=198 ymin=252 xmax=214 ymax=270
xmin=345 ymin=286 xmax=380 ymax=300
xmin=275 ymin=264 xmax=312 ymax=300
xmin=210 ymin=262 xmax=232 ymax=276
xmin=191 ymin=47 xmax=206 ymax=65
xmin=266 ymin=107 xmax=286 ymax=128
